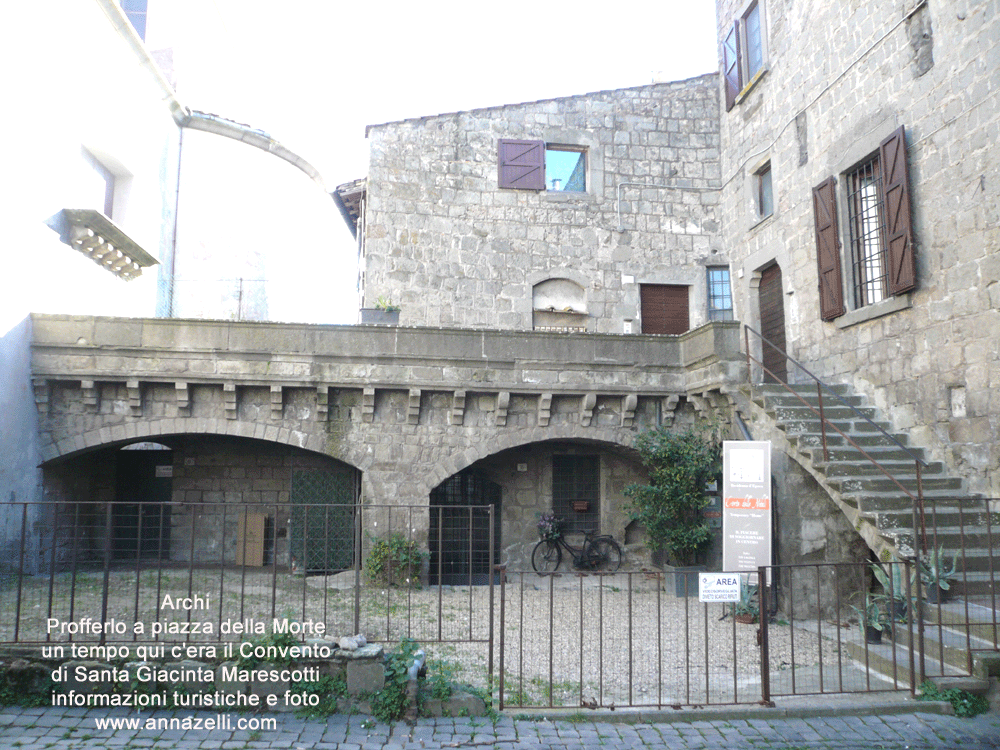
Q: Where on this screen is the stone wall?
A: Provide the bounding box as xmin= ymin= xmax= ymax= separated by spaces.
xmin=363 ymin=77 xmax=726 ymax=333
xmin=717 ymin=0 xmax=1000 ymax=496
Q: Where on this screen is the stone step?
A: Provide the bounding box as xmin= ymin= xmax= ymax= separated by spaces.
xmin=758 ymin=390 xmax=867 ymax=408
xmin=831 ymin=475 xmax=964 ymax=494
xmin=803 ymin=445 xmax=928 ymax=464
xmin=818 ymin=460 xmax=946 ymax=478
xmin=925 ymin=602 xmax=1000 ymax=654
xmin=793 ymin=432 xmax=912 ymax=450
xmin=780 ymin=419 xmax=896 ymax=437
xmin=848 ymin=492 xmax=983 ymax=514
xmin=768 ymin=405 xmax=879 ymax=424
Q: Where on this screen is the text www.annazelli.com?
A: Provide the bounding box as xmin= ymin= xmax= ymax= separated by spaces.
xmin=93 ymin=715 xmax=277 ymax=732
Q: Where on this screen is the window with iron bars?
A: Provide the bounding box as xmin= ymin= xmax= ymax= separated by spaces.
xmin=552 ymin=455 xmax=599 ymax=534
xmin=847 ymin=155 xmax=887 ymax=307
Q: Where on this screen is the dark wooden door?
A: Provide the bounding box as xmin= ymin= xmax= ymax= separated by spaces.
xmin=758 ymin=265 xmax=787 ymax=383
xmin=640 ymin=284 xmax=689 ymax=334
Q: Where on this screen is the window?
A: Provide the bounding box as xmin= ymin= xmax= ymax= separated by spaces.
xmin=545 ymin=147 xmax=585 ymax=192
xmin=756 ymin=163 xmax=773 ymax=218
xmin=813 ymin=126 xmax=914 ymax=320
xmin=120 ymin=0 xmax=147 ymax=40
xmin=707 ymin=267 xmax=734 ymax=321
xmin=846 ymin=156 xmax=886 ymax=306
xmin=553 ymin=455 xmax=599 ymax=534
xmin=82 ymin=148 xmax=115 ymax=218
xmin=498 ymin=139 xmax=587 ymax=192
xmin=723 ymin=1 xmax=768 ymax=111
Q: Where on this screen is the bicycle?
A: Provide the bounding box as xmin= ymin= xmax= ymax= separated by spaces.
xmin=531 ymin=524 xmax=623 ymax=574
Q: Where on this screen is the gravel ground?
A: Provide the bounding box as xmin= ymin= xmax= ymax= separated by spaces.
xmin=4 ymin=566 xmax=878 ymax=709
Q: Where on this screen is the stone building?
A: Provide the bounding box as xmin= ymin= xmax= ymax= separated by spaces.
xmin=715 ymin=0 xmax=998 ymax=498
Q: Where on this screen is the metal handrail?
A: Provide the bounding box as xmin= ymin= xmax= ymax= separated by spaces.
xmin=743 ymin=325 xmax=927 ymax=553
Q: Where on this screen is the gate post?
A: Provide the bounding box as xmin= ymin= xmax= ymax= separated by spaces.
xmin=758 ymin=565 xmax=771 ymax=705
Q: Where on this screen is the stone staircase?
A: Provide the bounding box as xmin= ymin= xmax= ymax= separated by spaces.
xmin=744 ymin=382 xmax=994 ymax=596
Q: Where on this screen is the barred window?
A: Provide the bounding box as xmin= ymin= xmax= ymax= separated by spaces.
xmin=552 ymin=455 xmax=599 ymax=534
xmin=847 ymin=156 xmax=887 ymax=307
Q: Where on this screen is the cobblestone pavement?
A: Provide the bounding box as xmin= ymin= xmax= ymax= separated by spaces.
xmin=1 ymin=704 xmax=999 ymax=749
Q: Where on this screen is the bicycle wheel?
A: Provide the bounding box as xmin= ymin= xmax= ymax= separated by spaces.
xmin=590 ymin=537 xmax=622 ymax=573
xmin=531 ymin=540 xmax=562 ymax=574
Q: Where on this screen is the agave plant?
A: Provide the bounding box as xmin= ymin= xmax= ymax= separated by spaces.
xmin=917 ymin=545 xmax=957 ymax=592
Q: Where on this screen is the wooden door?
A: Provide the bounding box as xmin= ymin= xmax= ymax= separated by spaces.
xmin=640 ymin=284 xmax=689 ymax=334
xmin=758 ymin=265 xmax=787 ymax=383
xmin=236 ymin=512 xmax=266 ymax=566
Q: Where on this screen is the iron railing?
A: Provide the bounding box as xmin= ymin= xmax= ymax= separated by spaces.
xmin=744 ymin=324 xmax=930 ymax=553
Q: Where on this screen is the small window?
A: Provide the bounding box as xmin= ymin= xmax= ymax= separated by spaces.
xmin=545 ymin=147 xmax=586 ymax=192
xmin=756 ymin=163 xmax=773 ymax=218
xmin=707 ymin=267 xmax=734 ymax=321
xmin=498 ymin=139 xmax=587 ymax=192
xmin=724 ymin=1 xmax=768 ymax=111
xmin=82 ymin=149 xmax=115 ymax=218
xmin=120 ymin=0 xmax=147 ymax=40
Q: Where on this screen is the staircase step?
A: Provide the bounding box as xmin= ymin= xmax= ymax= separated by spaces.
xmin=794 ymin=432 xmax=912 ymax=450
xmin=831 ymin=476 xmax=964 ymax=494
xmin=769 ymin=405 xmax=879 ymax=422
xmin=819 ymin=460 xmax=946 ymax=478
xmin=804 ymin=445 xmax=928 ymax=464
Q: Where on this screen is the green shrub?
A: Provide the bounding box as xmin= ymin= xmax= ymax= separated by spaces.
xmin=371 ymin=638 xmax=421 ymax=723
xmin=291 ymin=675 xmax=346 ymax=718
xmin=918 ymin=680 xmax=989 ymax=717
xmin=624 ymin=423 xmax=721 ymax=566
xmin=366 ymin=534 xmax=426 ymax=588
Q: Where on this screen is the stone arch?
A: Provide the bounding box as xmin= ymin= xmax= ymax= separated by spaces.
xmin=417 ymin=424 xmax=638 ymax=500
xmin=39 ymin=417 xmax=369 ymax=473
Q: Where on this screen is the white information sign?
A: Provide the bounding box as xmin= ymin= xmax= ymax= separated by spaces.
xmin=698 ymin=573 xmax=742 ymax=603
xmin=722 ymin=441 xmax=772 ymax=581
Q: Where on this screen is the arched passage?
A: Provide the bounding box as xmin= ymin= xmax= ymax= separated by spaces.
xmin=41 ymin=433 xmax=360 ymax=572
xmin=428 ymin=470 xmax=502 ymax=585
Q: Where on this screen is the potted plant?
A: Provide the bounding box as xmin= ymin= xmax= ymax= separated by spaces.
xmin=733 ymin=576 xmax=759 ymax=624
xmin=624 ymin=423 xmax=721 ymax=597
xmin=850 ymin=592 xmax=887 ymax=643
xmin=360 ymin=296 xmax=401 ymax=325
xmin=872 ymin=558 xmax=908 ymax=622
xmin=917 ymin=545 xmax=957 ymax=603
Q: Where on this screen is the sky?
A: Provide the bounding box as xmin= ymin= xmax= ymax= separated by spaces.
xmin=145 ymin=0 xmax=720 ymax=323
xmin=151 ymin=0 xmax=720 ymax=190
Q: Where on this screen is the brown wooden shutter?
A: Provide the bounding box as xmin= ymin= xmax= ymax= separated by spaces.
xmin=640 ymin=285 xmax=689 ymax=334
xmin=813 ymin=177 xmax=845 ymax=320
xmin=723 ymin=22 xmax=741 ymax=111
xmin=759 ymin=264 xmax=787 ymax=383
xmin=498 ymin=139 xmax=545 ymax=190
xmin=880 ymin=126 xmax=916 ymax=294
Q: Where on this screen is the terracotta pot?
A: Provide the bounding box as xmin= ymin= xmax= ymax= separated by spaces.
xmin=735 ymin=613 xmax=756 ymax=625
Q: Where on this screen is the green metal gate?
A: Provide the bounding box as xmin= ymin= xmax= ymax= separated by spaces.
xmin=289 ymin=467 xmax=358 ymax=573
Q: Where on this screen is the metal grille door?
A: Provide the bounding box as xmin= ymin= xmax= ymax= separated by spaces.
xmin=289 ymin=467 xmax=358 ymax=573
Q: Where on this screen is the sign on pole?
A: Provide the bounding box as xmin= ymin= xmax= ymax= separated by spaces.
xmin=722 ymin=441 xmax=772 ymax=581
xmin=698 ymin=573 xmax=741 ymax=603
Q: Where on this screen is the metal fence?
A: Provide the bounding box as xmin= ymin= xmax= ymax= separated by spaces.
xmin=0 ymin=501 xmax=496 ymax=656
xmin=3 ymin=499 xmax=997 ymax=709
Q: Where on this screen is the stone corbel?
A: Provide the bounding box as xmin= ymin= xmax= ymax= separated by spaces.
xmin=224 ymin=383 xmax=237 ymax=420
xmin=495 ymin=392 xmax=510 ymax=427
xmin=316 ymin=387 xmax=329 ymax=422
xmin=362 ymin=387 xmax=376 ymax=423
xmin=660 ymin=394 xmax=681 ymax=426
xmin=81 ymin=380 xmax=99 ymax=411
xmin=175 ymin=382 xmax=191 ymax=417
xmin=33 ymin=379 xmax=50 ymax=415
xmin=450 ymin=390 xmax=466 ymax=426
xmin=127 ymin=379 xmax=142 ymax=416
xmin=407 ymin=389 xmax=422 ymax=425
xmin=270 ymin=385 xmax=283 ymax=420
xmin=580 ymin=393 xmax=597 ymax=427
xmin=621 ymin=393 xmax=638 ymax=427
xmin=538 ymin=393 xmax=553 ymax=427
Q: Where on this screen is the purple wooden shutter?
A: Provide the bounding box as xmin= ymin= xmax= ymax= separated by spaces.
xmin=723 ymin=22 xmax=741 ymax=111
xmin=880 ymin=126 xmax=916 ymax=295
xmin=813 ymin=177 xmax=846 ymax=320
xmin=498 ymin=139 xmax=545 ymax=190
